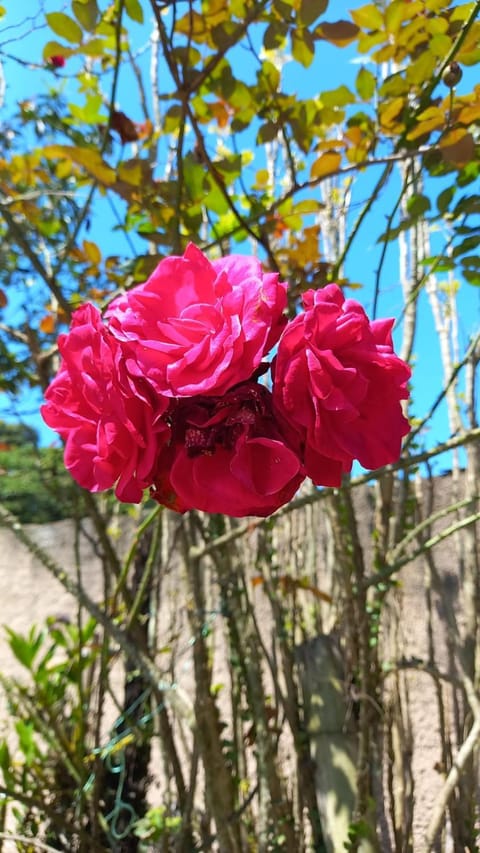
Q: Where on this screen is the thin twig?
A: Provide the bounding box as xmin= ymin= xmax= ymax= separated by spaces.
xmin=424 ymin=674 xmax=480 ymax=850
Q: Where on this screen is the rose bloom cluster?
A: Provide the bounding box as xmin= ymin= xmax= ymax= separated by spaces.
xmin=41 ymin=243 xmax=411 ymax=518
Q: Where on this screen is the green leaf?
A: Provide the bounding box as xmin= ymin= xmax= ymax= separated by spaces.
xmin=436 ymin=186 xmax=455 ymax=214
xmin=429 ymin=32 xmax=452 ymax=58
xmin=0 ymin=741 xmax=11 ymax=778
xmin=81 ymin=37 xmax=109 ymax=57
xmin=46 ymin=12 xmax=83 ymax=44
xmin=15 ymin=721 xmax=38 ymax=765
xmin=385 ymin=0 xmax=417 ymax=35
xmin=355 ymin=67 xmax=375 ymax=100
xmin=125 ymin=0 xmax=144 ymax=24
xmin=257 ymin=59 xmax=280 ymax=93
xmin=379 ymin=73 xmax=409 ymax=97
xmin=163 ymin=104 xmax=182 ymax=134
xmin=298 ymin=0 xmax=328 ymax=27
xmin=264 ymin=21 xmax=288 ymax=50
xmin=453 ymin=235 xmax=480 ymax=258
xmin=72 ymin=0 xmax=99 ymax=32
xmin=291 ymin=27 xmax=315 ymax=68
xmin=6 ymin=626 xmax=44 ymax=670
xmin=43 ymin=40 xmax=74 ymax=62
xmin=183 ymin=152 xmax=208 ymax=204
xmin=321 ymin=85 xmax=356 ymax=108
xmin=257 ymin=121 xmax=279 ymax=144
xmin=407 ymin=193 xmax=431 ymax=218
xmin=406 ymin=50 xmax=437 ymax=85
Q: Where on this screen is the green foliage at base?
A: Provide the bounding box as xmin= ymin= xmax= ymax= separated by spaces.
xmin=0 ymin=421 xmax=76 ymax=523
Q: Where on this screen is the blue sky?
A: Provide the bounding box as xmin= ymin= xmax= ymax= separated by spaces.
xmin=0 ymin=1 xmax=478 ymax=474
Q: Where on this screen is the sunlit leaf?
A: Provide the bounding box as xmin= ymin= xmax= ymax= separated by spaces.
xmin=39 ymin=314 xmax=56 ymax=334
xmin=43 ymin=40 xmax=74 ymax=61
xmin=6 ymin=626 xmax=44 ymax=669
xmin=436 ymin=186 xmax=455 ymax=214
xmin=291 ymin=27 xmax=315 ymax=67
xmin=254 ymin=168 xmax=270 ymax=188
xmin=378 ymin=96 xmax=405 ymax=131
xmin=406 ymin=50 xmax=437 ymax=85
xmin=379 ymin=73 xmax=409 ymax=98
xmin=46 ymin=12 xmax=83 ymax=44
xmin=350 ymin=4 xmax=383 ymax=30
xmin=429 ymin=32 xmax=452 ymax=57
xmin=451 ymin=2 xmax=477 ymax=22
xmin=82 ymin=36 xmax=110 ymax=56
xmin=384 ymin=0 xmax=415 ymax=35
xmin=407 ymin=106 xmax=444 ymax=141
xmin=71 ymin=0 xmax=99 ymax=31
xmin=355 ymin=67 xmax=376 ymax=101
xmin=407 ymin=193 xmax=431 ymax=218
xmin=83 ymin=239 xmax=102 ymax=264
xmin=257 ymin=59 xmax=281 ymax=93
xmin=125 ymin=0 xmax=144 ymax=23
xmin=321 ymin=85 xmax=356 ymax=108
xmin=310 ymin=151 xmax=342 ymax=179
xmin=42 ymin=145 xmax=116 ymax=184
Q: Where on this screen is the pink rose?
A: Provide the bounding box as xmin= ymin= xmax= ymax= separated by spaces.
xmin=106 ymin=243 xmax=287 ymax=397
xmin=150 ymin=383 xmax=305 ymax=517
xmin=41 ymin=304 xmax=170 ymax=503
xmin=272 ymin=285 xmax=411 ymax=487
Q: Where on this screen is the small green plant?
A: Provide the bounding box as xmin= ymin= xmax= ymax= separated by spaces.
xmin=133 ymin=805 xmax=182 ymax=847
xmin=0 ymin=615 xmax=102 ymax=848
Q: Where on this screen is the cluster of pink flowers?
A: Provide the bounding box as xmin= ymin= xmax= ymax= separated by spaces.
xmin=41 ymin=244 xmax=411 ymax=517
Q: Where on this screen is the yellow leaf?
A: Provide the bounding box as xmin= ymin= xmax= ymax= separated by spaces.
xmin=385 ymin=0 xmax=422 ymax=34
xmin=315 ymin=139 xmax=346 ymax=152
xmin=407 ymin=112 xmax=444 ymax=141
xmin=372 ymin=44 xmax=396 ymax=62
xmin=117 ymin=159 xmax=144 ymax=187
xmin=254 ymin=168 xmax=270 ymax=188
xmin=450 ymin=2 xmax=476 ymax=22
xmin=406 ymin=50 xmax=437 ymax=86
xmin=425 ymin=16 xmax=448 ymax=34
xmin=42 ymin=145 xmax=116 ymax=185
xmin=379 ymin=97 xmax=405 ymax=131
xmin=42 ymin=40 xmax=74 ymax=62
xmin=416 ymin=106 xmax=444 ymax=122
xmin=55 ymin=159 xmax=72 ymax=180
xmin=457 ymin=104 xmax=480 ymax=124
xmin=40 ymin=314 xmax=55 ymax=334
xmin=350 ymin=4 xmax=383 ymax=31
xmin=429 ymin=32 xmax=452 ymax=58
xmin=310 ymin=151 xmax=342 ymax=179
xmin=83 ymin=239 xmax=102 ymax=265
